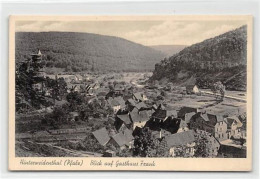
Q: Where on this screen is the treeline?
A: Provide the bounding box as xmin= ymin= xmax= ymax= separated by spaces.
xmin=151 ymin=25 xmax=247 ymax=91
xmin=15 ymin=32 xmax=164 ymax=72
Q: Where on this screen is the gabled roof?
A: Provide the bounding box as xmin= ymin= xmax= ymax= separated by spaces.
xmin=107 ymin=98 xmax=120 ymax=107
xmin=179 ymin=120 xmax=188 ymax=128
xmin=92 ymin=127 xmax=110 ymax=146
xmin=225 ymin=116 xmax=243 ymax=128
xmin=146 ymin=109 xmax=155 ymax=117
xmin=114 ymin=84 xmax=124 ymax=91
xmin=157 ymin=104 xmax=166 ymax=110
xmin=114 ymin=96 xmax=126 ymax=107
xmin=96 ymin=87 xmax=109 ymax=94
xmin=165 ymin=130 xmax=195 ymax=147
xmin=130 ymin=108 xmax=149 ymax=123
xmin=135 ymin=102 xmax=147 ymax=110
xmin=152 ymin=109 xmax=167 ymax=119
xmin=207 ymin=113 xmax=224 ymax=124
xmin=184 ymin=112 xmax=196 ymax=123
xmin=194 ymin=113 xmax=225 ymax=126
xmin=133 ymin=92 xmax=143 ymax=101
xmin=178 ymin=106 xmax=198 ymax=118
xmin=117 ymin=114 xmax=131 ymax=125
xmin=38 ymin=49 xmax=42 ymax=55
xmin=167 ymin=110 xmax=177 ymax=118
xmin=126 ymin=99 xmax=136 ymax=106
xmin=186 ymin=85 xmax=197 ymax=91
xmin=110 ymin=129 xmax=134 ymax=147
xmin=201 ymin=113 xmax=210 ymax=121
xmin=152 ymin=104 xmax=158 ymax=110
xmin=153 ymin=108 xmax=177 ymax=120
xmin=75 ymin=74 xmax=83 ymax=80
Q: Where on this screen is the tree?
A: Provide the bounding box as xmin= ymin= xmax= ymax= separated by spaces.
xmin=133 ymin=128 xmax=168 ymax=157
xmin=78 ymin=104 xmax=92 ymax=121
xmin=15 ymin=55 xmax=48 ymax=111
xmin=51 ymin=104 xmax=70 ymax=124
xmin=66 ymin=91 xmax=84 ymax=111
xmin=82 ymin=133 xmax=105 ymax=153
xmin=193 ymin=131 xmax=211 ymax=158
xmin=211 ymin=81 xmax=225 ymax=101
xmin=46 ymin=77 xmax=67 ymax=102
xmin=174 ymin=145 xmax=191 ymax=158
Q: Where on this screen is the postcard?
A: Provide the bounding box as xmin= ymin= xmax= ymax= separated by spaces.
xmin=9 ymin=15 xmax=252 ymax=171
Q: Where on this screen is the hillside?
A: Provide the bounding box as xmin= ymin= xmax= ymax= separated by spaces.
xmin=150 ymin=45 xmax=187 ymax=57
xmin=151 ymin=25 xmax=247 ymax=91
xmin=15 ymin=32 xmax=165 ymax=72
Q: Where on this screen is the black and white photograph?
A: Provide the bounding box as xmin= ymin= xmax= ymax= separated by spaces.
xmin=9 ymin=15 xmax=253 ymax=171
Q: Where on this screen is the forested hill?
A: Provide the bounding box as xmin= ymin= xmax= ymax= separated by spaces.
xmin=151 ymin=25 xmax=247 ymax=91
xmin=15 ymin=32 xmax=165 ymax=72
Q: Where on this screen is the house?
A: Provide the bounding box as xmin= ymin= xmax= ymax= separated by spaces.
xmin=107 ymin=128 xmax=134 ymax=150
xmin=225 ymin=116 xmax=243 ymax=139
xmin=186 ymin=85 xmax=199 ymax=94
xmin=177 ymin=120 xmax=189 ymax=133
xmin=177 ymin=106 xmax=200 ymax=119
xmin=165 ymin=130 xmax=196 ymax=157
xmin=57 ymin=75 xmax=77 ymax=83
xmin=129 ymin=108 xmax=150 ymax=130
xmin=103 ymin=150 xmax=116 ymax=157
xmin=146 ymin=108 xmax=155 ymax=117
xmin=67 ymin=84 xmax=81 ymax=93
xmin=96 ymin=88 xmax=110 ymax=97
xmin=114 ymin=84 xmax=125 ymax=95
xmin=151 ymin=129 xmax=171 ymax=139
xmin=152 ymin=104 xmax=158 ymax=111
xmin=125 ymin=99 xmax=137 ymax=111
xmin=75 ymin=74 xmax=83 ymax=82
xmin=68 ymin=112 xmax=79 ymax=122
xmin=115 ymin=113 xmax=132 ymax=131
xmin=44 ymin=89 xmax=51 ymax=97
xmin=32 ymin=82 xmax=43 ymax=91
xmin=161 ymin=118 xmax=180 ymax=134
xmin=133 ymin=92 xmax=148 ymax=102
xmin=184 ymin=112 xmax=196 ymax=126
xmin=114 ymin=96 xmax=126 ymax=110
xmin=134 ymin=102 xmax=148 ymax=111
xmin=107 ymin=98 xmax=121 ymax=113
xmin=92 ymin=127 xmax=110 ymax=146
xmin=189 ymin=112 xmax=228 ymax=141
xmin=152 ymin=107 xmax=178 ymax=122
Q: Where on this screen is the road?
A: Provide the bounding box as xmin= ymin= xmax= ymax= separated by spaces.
xmin=200 ymin=90 xmax=246 ymax=103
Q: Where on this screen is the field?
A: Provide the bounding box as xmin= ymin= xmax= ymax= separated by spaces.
xmin=166 ymin=93 xmax=246 ymax=116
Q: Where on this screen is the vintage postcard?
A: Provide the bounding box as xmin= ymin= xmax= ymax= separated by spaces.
xmin=9 ymin=15 xmax=252 ymax=171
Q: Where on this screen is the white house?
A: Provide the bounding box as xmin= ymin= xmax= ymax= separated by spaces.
xmin=186 ymin=85 xmax=200 ymax=94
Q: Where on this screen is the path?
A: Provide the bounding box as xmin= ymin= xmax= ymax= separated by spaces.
xmin=200 ymin=90 xmax=246 ymax=103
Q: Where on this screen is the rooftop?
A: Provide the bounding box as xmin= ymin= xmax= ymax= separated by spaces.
xmin=92 ymin=127 xmax=110 ymax=146
xmin=165 ymin=130 xmax=195 ymax=147
xmin=130 ymin=108 xmax=149 ymax=123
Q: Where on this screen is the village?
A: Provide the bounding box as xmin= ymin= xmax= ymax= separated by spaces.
xmin=15 ymin=50 xmax=247 ymax=158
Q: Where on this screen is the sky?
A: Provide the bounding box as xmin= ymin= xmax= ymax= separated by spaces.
xmin=15 ymin=20 xmax=246 ymax=46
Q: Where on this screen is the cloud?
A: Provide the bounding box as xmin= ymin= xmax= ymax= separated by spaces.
xmin=15 ymin=20 xmax=246 ymax=46
xmin=123 ymin=21 xmax=243 ymax=45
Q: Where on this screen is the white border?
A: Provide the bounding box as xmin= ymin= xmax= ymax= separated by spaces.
xmin=1 ymin=0 xmax=259 ymax=178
